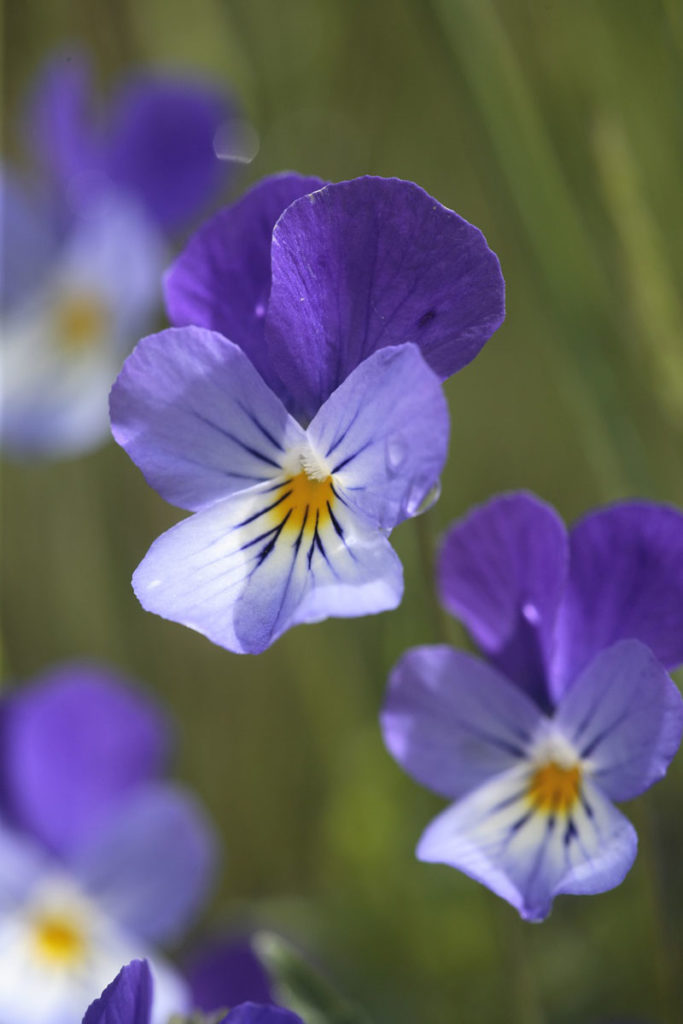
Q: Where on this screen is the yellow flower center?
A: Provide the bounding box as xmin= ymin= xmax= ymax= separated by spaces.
xmin=272 ymin=471 xmax=336 ymax=538
xmin=528 ymin=761 xmax=581 ymax=814
xmin=31 ymin=912 xmax=86 ymax=966
xmin=55 ymin=292 xmax=109 ymax=353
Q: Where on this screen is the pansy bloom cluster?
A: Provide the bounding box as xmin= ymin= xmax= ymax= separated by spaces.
xmin=1 ymin=52 xmax=236 ymax=458
xmin=111 ymin=172 xmax=505 ymax=652
xmin=0 ymin=663 xmax=216 ymax=1023
xmin=5 ymin=35 xmax=683 ymax=1020
xmin=381 ymin=493 xmax=683 ymax=920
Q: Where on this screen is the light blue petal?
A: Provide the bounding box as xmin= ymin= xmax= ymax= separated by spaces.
xmin=308 ymin=344 xmax=449 ymax=531
xmin=555 ymin=640 xmax=683 ymax=802
xmin=417 ymin=766 xmax=637 ymax=921
xmin=133 ymin=475 xmax=403 ymax=654
xmin=382 ymin=646 xmax=544 ymax=800
xmin=111 ymin=327 xmax=305 ymax=512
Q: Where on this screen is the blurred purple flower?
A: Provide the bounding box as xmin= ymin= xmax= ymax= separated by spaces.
xmin=186 ymin=937 xmax=273 ymax=1011
xmin=0 ymin=663 xmax=217 ymax=1023
xmin=82 ymin=959 xmax=302 ymax=1024
xmin=25 ymin=51 xmax=237 ymax=234
xmin=381 ymin=493 xmax=683 ymax=921
xmin=110 ymin=173 xmax=504 ymax=653
xmin=1 ymin=50 xmax=239 ymax=459
xmin=1 ymin=185 xmax=165 ymax=458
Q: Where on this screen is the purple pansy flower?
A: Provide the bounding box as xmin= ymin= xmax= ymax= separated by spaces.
xmin=82 ymin=959 xmax=303 ymax=1024
xmin=1 ymin=51 xmax=237 ymax=459
xmin=186 ymin=938 xmax=273 ymax=1011
xmin=1 ymin=187 xmax=165 ymax=458
xmin=25 ymin=51 xmax=236 ymax=235
xmin=110 ymin=173 xmax=504 ymax=654
xmin=381 ymin=493 xmax=683 ymax=921
xmin=0 ymin=663 xmax=217 ymax=1023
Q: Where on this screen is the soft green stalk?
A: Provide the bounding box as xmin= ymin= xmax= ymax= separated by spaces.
xmin=630 ymin=798 xmax=680 ymax=1024
xmin=593 ymin=112 xmax=683 ymax=433
xmin=424 ymin=0 xmax=651 ymax=493
xmin=413 ymin=512 xmax=460 ymax=646
xmin=254 ymin=931 xmax=373 ymax=1024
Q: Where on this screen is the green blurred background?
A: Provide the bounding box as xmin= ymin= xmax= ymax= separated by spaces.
xmin=3 ymin=1 xmax=683 ymax=1021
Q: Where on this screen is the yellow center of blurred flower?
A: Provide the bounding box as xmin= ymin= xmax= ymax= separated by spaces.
xmin=32 ymin=912 xmax=86 ymax=966
xmin=274 ymin=471 xmax=336 ymax=538
xmin=528 ymin=761 xmax=581 ymax=814
xmin=55 ymin=292 xmax=109 ymax=353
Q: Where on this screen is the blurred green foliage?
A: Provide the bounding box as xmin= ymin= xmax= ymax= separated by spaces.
xmin=3 ymin=1 xmax=683 ymax=1021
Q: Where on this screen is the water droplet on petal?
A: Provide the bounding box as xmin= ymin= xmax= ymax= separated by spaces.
xmin=254 ymin=302 xmax=266 ymax=318
xmin=404 ymin=478 xmax=442 ymax=518
xmin=213 ymin=119 xmax=260 ymax=164
xmin=385 ymin=436 xmax=407 ymax=474
xmin=522 ymin=601 xmax=541 ymax=625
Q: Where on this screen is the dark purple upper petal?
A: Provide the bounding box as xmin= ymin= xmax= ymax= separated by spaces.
xmin=222 ymin=1005 xmax=304 ymax=1024
xmin=25 ymin=50 xmax=102 ymax=202
xmin=82 ymin=959 xmax=153 ymax=1024
xmin=556 ymin=639 xmax=683 ymax=802
xmin=264 ymin=176 xmax=505 ymax=420
xmin=105 ymin=75 xmax=235 ymax=232
xmin=551 ymin=502 xmax=683 ymax=698
xmin=437 ymin=492 xmax=567 ymax=709
xmin=1 ymin=663 xmax=168 ymax=858
xmin=186 ymin=938 xmax=273 ymax=1012
xmin=164 ymin=173 xmax=325 ymax=391
xmin=25 ymin=54 xmax=237 ymax=233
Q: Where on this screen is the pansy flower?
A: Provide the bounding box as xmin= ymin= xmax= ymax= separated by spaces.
xmin=381 ymin=493 xmax=683 ymax=920
xmin=0 ymin=663 xmax=217 ymax=1022
xmin=82 ymin=959 xmax=303 ymax=1024
xmin=24 ymin=52 xmax=237 ymax=234
xmin=186 ymin=938 xmax=273 ymax=1012
xmin=110 ymin=172 xmax=504 ymax=653
xmin=1 ymin=187 xmax=165 ymax=458
xmin=1 ymin=51 xmax=237 ymax=459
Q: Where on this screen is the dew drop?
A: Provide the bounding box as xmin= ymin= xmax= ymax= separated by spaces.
xmin=385 ymin=436 xmax=407 ymax=473
xmin=404 ymin=478 xmax=441 ymax=518
xmin=213 ymin=119 xmax=260 ymax=164
xmin=522 ymin=602 xmax=541 ymax=625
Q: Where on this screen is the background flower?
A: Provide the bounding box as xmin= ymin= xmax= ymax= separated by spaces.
xmin=185 ymin=938 xmax=273 ymax=1012
xmin=0 ymin=51 xmax=239 ymax=459
xmin=0 ymin=663 xmax=217 ymax=1024
xmin=82 ymin=958 xmax=303 ymax=1024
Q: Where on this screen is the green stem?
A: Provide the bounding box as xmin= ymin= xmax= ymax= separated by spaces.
xmin=632 ymin=799 xmax=680 ymax=1023
xmin=413 ymin=512 xmax=454 ymax=645
xmin=505 ymin=914 xmax=545 ymax=1024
